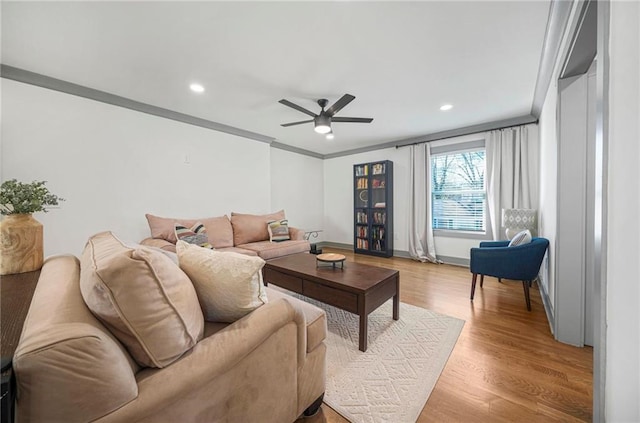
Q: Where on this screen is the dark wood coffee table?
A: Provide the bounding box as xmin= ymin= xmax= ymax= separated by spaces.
xmin=263 ymin=253 xmax=399 ymax=352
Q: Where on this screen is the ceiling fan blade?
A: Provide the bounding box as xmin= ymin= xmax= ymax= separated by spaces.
xmin=278 ymin=99 xmax=317 ymax=117
xmin=326 ymin=94 xmax=356 ymax=116
xmin=331 ymin=117 xmax=374 ymax=123
xmin=281 ymin=119 xmax=314 ymax=127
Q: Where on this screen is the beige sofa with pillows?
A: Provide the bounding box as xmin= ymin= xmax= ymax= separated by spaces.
xmin=141 ymin=210 xmax=310 ymax=260
xmin=14 ymin=231 xmax=326 ymax=422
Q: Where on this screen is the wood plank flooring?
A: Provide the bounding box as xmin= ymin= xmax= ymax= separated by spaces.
xmin=296 ymin=248 xmax=593 ymax=423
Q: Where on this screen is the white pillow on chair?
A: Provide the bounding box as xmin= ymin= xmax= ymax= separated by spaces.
xmin=508 ymin=229 xmax=532 ymax=247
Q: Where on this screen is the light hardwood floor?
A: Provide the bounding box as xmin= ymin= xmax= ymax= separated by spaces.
xmin=296 ymin=248 xmax=593 ymax=423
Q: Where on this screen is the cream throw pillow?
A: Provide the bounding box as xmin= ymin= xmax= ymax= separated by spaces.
xmin=176 ymin=241 xmax=268 ymax=322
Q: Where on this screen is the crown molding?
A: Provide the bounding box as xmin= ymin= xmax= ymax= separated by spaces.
xmin=0 ymin=64 xmax=274 ymax=144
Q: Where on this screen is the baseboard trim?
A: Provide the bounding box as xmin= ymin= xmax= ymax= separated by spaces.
xmin=393 ymin=250 xmax=412 ymax=259
xmin=315 ymin=243 xmax=468 ymax=267
xmin=537 ymin=277 xmax=555 ymax=334
xmin=317 ymin=241 xmax=351 ymax=251
xmin=436 ymin=255 xmax=470 ymax=267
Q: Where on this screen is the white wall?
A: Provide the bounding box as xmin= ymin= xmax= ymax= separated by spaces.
xmin=270 ymin=148 xmax=324 ymax=240
xmin=1 ymin=79 xmax=272 ymax=257
xmin=537 ymin=2 xmax=581 ymax=309
xmin=606 ymin=1 xmax=640 ymax=420
xmin=323 ymin=147 xmax=410 ymax=251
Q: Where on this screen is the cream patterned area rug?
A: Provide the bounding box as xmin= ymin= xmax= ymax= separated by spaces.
xmin=287 ymin=292 xmax=464 ymax=423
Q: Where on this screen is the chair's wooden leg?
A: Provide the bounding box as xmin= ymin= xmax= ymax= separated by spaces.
xmin=522 ymin=280 xmax=532 ymax=311
xmin=471 ymin=273 xmax=478 ymax=300
xmin=498 ymin=278 xmax=502 ymax=283
xmin=480 ymin=274 xmax=484 ymax=287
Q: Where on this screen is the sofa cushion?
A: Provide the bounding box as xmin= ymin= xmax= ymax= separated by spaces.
xmin=176 ymin=241 xmax=269 ymax=323
xmin=215 ymin=246 xmax=259 ymax=256
xmin=146 ymin=213 xmax=234 ymax=248
xmin=140 ymin=238 xmax=258 ymax=256
xmin=230 ymin=210 xmax=285 ymax=246
xmin=175 ymin=222 xmax=213 ymax=249
xmin=237 ymin=240 xmax=310 ymax=260
xmin=80 ymin=231 xmax=204 ymax=368
xmin=268 ymin=219 xmax=291 ymax=242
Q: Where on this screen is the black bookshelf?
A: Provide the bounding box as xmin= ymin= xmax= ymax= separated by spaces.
xmin=354 ymin=160 xmax=393 ymax=257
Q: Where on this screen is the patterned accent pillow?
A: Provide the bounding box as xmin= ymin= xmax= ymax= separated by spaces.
xmin=267 ymin=219 xmax=290 ymax=242
xmin=508 ymin=229 xmax=532 ymax=247
xmin=175 ymin=222 xmax=213 ymax=249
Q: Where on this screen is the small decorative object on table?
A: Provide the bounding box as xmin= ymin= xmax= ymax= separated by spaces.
xmin=0 ymin=179 xmax=64 ymax=275
xmin=310 ymin=244 xmax=323 ymax=255
xmin=304 ymin=230 xmax=323 ymax=254
xmin=316 ymin=253 xmax=346 ymax=269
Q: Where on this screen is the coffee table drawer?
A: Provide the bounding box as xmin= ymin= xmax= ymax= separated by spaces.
xmin=303 ymin=280 xmax=358 ymax=314
xmin=264 ymin=268 xmax=302 ymax=293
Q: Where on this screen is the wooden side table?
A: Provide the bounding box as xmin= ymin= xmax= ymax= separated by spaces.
xmin=1 ymin=270 xmax=40 ymax=423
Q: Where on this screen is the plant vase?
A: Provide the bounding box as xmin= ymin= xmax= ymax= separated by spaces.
xmin=0 ymin=214 xmax=44 ymax=275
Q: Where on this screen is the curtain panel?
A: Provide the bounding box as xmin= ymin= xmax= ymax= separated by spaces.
xmin=486 ymin=124 xmax=539 ymax=240
xmin=408 ymin=143 xmax=439 ymax=263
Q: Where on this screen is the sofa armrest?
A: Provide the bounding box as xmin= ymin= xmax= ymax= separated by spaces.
xmin=140 ymin=237 xmax=177 ymax=252
xmin=96 ymin=298 xmax=308 ymax=422
xmin=288 ymin=227 xmax=305 ymax=241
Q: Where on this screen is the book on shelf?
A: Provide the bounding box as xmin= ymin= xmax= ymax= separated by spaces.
xmin=372 ymin=227 xmax=385 ymax=240
xmin=374 ymin=202 xmax=386 ymax=208
xmin=373 ymin=211 xmax=386 ymax=224
xmin=356 ymin=238 xmax=369 ymax=249
xmin=371 ymin=179 xmax=386 ymax=188
xmin=372 ymin=163 xmax=385 ymax=175
xmin=355 ymin=165 xmax=369 ymax=176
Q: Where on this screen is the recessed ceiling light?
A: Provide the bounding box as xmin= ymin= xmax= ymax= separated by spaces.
xmin=440 ymin=104 xmax=453 ymax=111
xmin=190 ymin=83 xmax=205 ymax=93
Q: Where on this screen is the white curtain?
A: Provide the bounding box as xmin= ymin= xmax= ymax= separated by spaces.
xmin=408 ymin=143 xmax=439 ymax=263
xmin=486 ymin=124 xmax=539 ymax=240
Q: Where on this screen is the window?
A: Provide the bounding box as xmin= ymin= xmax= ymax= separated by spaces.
xmin=431 ymin=142 xmax=486 ymax=233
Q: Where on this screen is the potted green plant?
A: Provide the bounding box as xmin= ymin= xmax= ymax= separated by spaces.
xmin=0 ymin=179 xmax=65 ymax=275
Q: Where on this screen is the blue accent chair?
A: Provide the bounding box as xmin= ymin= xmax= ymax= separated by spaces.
xmin=469 ymin=237 xmax=549 ymax=311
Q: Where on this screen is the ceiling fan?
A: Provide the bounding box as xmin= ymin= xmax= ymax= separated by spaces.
xmin=279 ymin=94 xmax=373 ymax=137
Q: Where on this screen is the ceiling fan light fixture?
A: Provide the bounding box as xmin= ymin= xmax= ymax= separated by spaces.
xmin=314 ymin=115 xmax=332 ymax=134
xmin=189 ymin=83 xmax=205 ymax=93
xmin=315 ymin=124 xmax=331 ymax=134
xmin=279 ymin=94 xmax=371 ymax=135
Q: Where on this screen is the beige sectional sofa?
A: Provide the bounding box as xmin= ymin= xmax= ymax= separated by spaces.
xmin=141 ymin=210 xmax=310 ymax=260
xmin=13 ymin=232 xmax=326 ymax=422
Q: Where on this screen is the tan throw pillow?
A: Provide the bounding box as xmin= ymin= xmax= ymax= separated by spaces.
xmin=267 ymin=219 xmax=291 ymax=242
xmin=230 ymin=210 xmax=285 ymax=245
xmin=175 ymin=222 xmax=213 ymax=249
xmin=80 ymin=231 xmax=204 ymax=368
xmin=145 ymin=213 xmax=234 ymax=248
xmin=176 ymin=240 xmax=268 ymax=323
